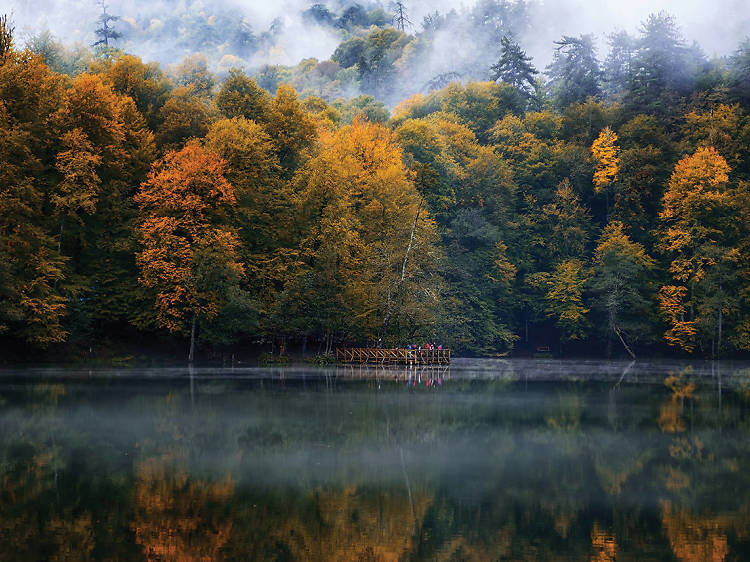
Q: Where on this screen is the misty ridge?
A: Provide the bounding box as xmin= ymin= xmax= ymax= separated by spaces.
xmin=10 ymin=0 xmax=750 ymax=108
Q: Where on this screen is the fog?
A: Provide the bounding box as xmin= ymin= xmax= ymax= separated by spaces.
xmin=5 ymin=0 xmax=749 ymax=102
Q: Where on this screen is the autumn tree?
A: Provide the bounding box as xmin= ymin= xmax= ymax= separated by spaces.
xmin=0 ymin=51 xmax=68 ymax=346
xmin=91 ymin=53 xmax=172 ymax=129
xmin=216 ymin=69 xmax=270 ymax=123
xmin=289 ymin=119 xmax=442 ymax=349
xmin=592 ymin=127 xmax=620 ymax=214
xmin=592 ymin=127 xmax=620 ymax=193
xmin=657 ymin=147 xmax=736 ymax=354
xmin=51 ymin=72 xmax=157 ymax=341
xmin=683 ymin=104 xmax=749 ymax=177
xmin=264 ymin=83 xmax=317 ymax=177
xmin=135 ymin=142 xmax=243 ymax=361
xmin=544 ymin=258 xmax=590 ymax=343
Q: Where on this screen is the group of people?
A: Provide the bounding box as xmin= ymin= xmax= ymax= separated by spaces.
xmin=406 ymin=343 xmax=443 ymax=351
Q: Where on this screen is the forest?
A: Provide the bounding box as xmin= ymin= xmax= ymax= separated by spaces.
xmin=2 ymin=2 xmax=750 ymax=360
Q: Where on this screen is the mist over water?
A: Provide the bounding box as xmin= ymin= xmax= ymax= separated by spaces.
xmin=1 ymin=359 xmax=749 ymax=558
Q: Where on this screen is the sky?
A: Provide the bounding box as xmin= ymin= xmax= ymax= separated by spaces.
xmin=5 ymin=0 xmax=750 ymax=69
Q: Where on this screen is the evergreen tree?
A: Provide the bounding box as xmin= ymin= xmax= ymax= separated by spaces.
xmin=0 ymin=14 xmax=14 ymax=59
xmin=92 ymin=1 xmax=122 ymax=48
xmin=490 ymin=35 xmax=538 ymax=100
xmin=603 ymin=31 xmax=635 ymax=97
xmin=728 ymin=39 xmax=750 ymax=109
xmin=627 ymin=12 xmax=691 ymax=114
xmin=546 ymin=34 xmax=601 ymax=108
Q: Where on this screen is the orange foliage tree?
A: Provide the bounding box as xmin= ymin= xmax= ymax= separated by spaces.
xmin=135 ymin=142 xmax=243 ymax=360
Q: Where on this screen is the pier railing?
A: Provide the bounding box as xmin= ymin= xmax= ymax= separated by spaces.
xmin=335 ymin=347 xmax=450 ymax=365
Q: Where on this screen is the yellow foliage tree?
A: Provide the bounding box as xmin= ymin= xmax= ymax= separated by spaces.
xmin=0 ymin=51 xmax=68 ymax=345
xmin=658 ymin=147 xmax=735 ymax=353
xmin=591 ymin=127 xmax=620 ymax=194
xmin=545 ymin=258 xmax=590 ymax=342
xmin=657 ymin=286 xmax=697 ymax=352
xmin=291 ymin=119 xmax=442 ymax=347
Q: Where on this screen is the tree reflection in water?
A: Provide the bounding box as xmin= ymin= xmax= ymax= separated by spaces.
xmin=0 ymin=360 xmax=749 ymax=560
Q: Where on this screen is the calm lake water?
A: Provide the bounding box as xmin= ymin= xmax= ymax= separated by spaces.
xmin=1 ymin=359 xmax=749 ymax=560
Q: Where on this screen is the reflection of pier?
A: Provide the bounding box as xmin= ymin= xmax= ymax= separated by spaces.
xmin=335 ymin=348 xmax=451 ymax=365
xmin=334 ymin=363 xmax=451 ymax=382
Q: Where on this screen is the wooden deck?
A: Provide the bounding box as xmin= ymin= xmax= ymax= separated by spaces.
xmin=335 ymin=347 xmax=451 ymax=365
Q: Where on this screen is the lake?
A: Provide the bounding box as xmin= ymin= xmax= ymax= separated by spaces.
xmin=1 ymin=359 xmax=749 ymax=560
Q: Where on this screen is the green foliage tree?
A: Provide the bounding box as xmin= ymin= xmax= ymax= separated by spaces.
xmin=728 ymin=39 xmax=750 ymax=108
xmin=590 ymin=221 xmax=655 ymax=357
xmin=204 ymin=117 xmax=287 ymax=338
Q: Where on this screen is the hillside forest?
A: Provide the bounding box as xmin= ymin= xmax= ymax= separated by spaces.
xmin=2 ymin=4 xmax=750 ymax=360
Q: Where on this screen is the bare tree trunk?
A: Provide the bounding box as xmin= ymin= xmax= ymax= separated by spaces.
xmin=524 ymin=308 xmax=528 ymax=344
xmin=614 ymin=327 xmax=636 ymax=360
xmin=379 ymin=203 xmax=422 ymax=345
xmin=188 ymin=314 xmax=197 ymax=363
xmin=57 ymin=218 xmax=65 ymax=254
xmin=718 ymin=305 xmax=723 ymax=359
xmin=400 ymin=204 xmax=422 ymax=282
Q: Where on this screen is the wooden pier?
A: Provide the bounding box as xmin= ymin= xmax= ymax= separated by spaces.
xmin=335 ymin=347 xmax=451 ymax=365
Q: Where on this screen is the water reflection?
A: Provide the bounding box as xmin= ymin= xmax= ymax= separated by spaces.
xmin=1 ymin=360 xmax=750 ymax=560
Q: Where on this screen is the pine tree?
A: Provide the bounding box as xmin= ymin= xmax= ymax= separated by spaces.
xmin=627 ymin=12 xmax=690 ymax=114
xmin=602 ymin=31 xmax=635 ymax=97
xmin=391 ymin=2 xmax=412 ymax=31
xmin=0 ymin=14 xmax=14 ymax=59
xmin=92 ymin=1 xmax=122 ymax=48
xmin=491 ymin=35 xmax=538 ymax=99
xmin=546 ymin=34 xmax=601 ymax=108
